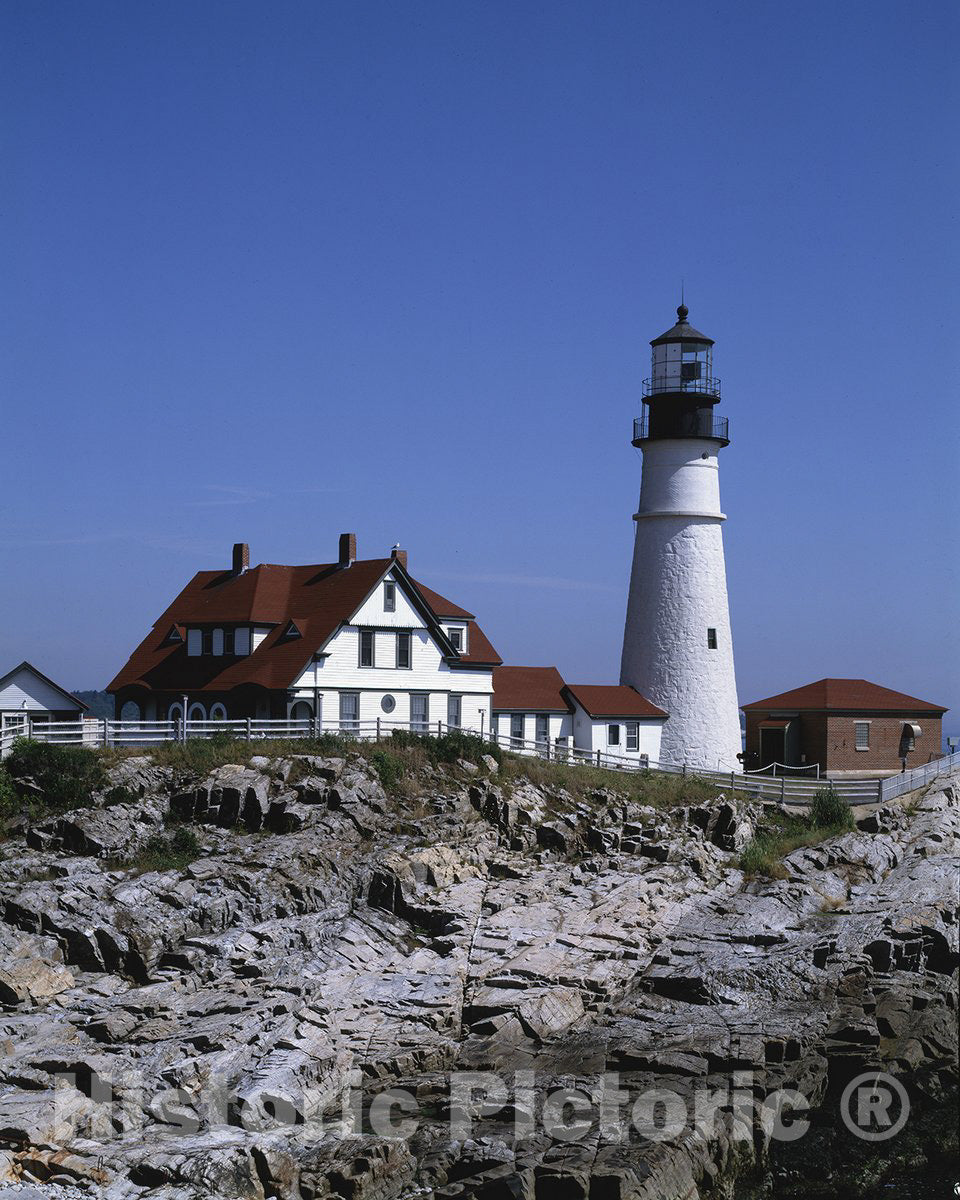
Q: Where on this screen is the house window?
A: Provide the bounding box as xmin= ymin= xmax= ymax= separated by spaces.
xmin=212 ymin=629 xmax=224 ymax=656
xmin=396 ymin=632 xmax=411 ymax=669
xmin=187 ymin=629 xmax=202 ymax=657
xmin=167 ymin=702 xmax=184 ymax=725
xmin=447 ymin=694 xmax=462 ymax=729
xmin=188 ymin=702 xmax=206 ymax=722
xmin=202 ymin=630 xmax=213 ymax=655
xmin=339 ymin=692 xmax=360 ymax=733
xmin=707 ymin=628 xmax=718 ymax=649
xmin=384 ymin=581 xmax=396 ymax=612
xmin=510 ymin=713 xmax=524 ymax=747
xmin=411 ymin=693 xmax=429 ymax=733
xmin=855 ymin=721 xmax=870 ymax=750
xmin=359 ymin=630 xmax=375 ymax=668
xmin=535 ymin=714 xmax=549 ymax=747
xmin=608 ymin=723 xmax=621 ymax=746
xmin=223 ymin=628 xmax=235 ymax=655
xmin=626 ymin=722 xmax=639 ymax=751
xmin=448 ymin=627 xmax=463 ymax=652
xmin=209 ymin=702 xmax=227 ymax=721
xmin=234 ymin=627 xmax=251 ymax=656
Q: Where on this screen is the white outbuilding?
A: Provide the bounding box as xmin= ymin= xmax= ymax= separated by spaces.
xmin=491 ymin=666 xmax=667 ymax=765
xmin=0 ymin=661 xmax=86 ymax=735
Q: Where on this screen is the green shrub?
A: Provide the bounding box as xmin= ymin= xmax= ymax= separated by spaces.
xmin=0 ymin=767 xmax=19 ymax=823
xmin=103 ymin=784 xmax=137 ymax=807
xmin=370 ymin=749 xmax=405 ymax=792
xmin=810 ymin=788 xmax=854 ymax=831
xmin=3 ymin=738 xmax=106 ymax=813
xmin=388 ymin=728 xmax=501 ymax=767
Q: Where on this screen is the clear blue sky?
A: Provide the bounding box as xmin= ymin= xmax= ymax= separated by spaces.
xmin=2 ymin=1 xmax=958 ymax=739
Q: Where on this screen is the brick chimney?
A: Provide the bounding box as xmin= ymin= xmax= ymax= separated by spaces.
xmin=390 ymin=544 xmax=408 ymax=570
xmin=338 ymin=532 xmax=357 ymax=569
xmin=232 ymin=543 xmax=249 ymax=575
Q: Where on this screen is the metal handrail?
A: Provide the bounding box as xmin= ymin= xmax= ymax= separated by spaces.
xmin=643 ymin=375 xmax=721 ymax=398
xmin=633 ymin=414 xmax=729 ymax=442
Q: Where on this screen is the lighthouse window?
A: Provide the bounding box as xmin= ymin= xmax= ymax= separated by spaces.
xmin=707 ymin=628 xmax=718 ymax=649
xmin=626 ymin=722 xmax=639 ymax=751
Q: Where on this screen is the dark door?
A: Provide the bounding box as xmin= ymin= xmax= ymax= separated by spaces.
xmin=759 ymin=728 xmax=785 ymax=769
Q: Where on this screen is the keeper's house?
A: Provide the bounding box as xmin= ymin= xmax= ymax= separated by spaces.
xmin=492 ymin=665 xmax=667 ymax=764
xmin=742 ymin=678 xmax=947 ymax=777
xmin=108 ymin=536 xmax=501 ymax=733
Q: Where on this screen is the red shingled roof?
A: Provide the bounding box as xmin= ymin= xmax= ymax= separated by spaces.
xmin=563 ymin=684 xmax=668 ymax=719
xmin=742 ymin=678 xmax=946 ymax=714
xmin=109 ymin=558 xmax=500 ymax=694
xmin=492 ymin=666 xmax=570 ymax=712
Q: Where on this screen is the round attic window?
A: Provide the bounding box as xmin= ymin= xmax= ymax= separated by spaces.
xmin=381 ymin=695 xmax=396 ymax=714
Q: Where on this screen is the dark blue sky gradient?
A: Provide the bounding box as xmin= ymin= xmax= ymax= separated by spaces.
xmin=2 ymin=1 xmax=958 ymax=736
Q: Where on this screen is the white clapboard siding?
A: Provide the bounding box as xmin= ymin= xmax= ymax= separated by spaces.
xmin=0 ymin=665 xmax=82 ymax=714
xmin=492 ymin=711 xmax=574 ymax=746
xmin=293 ymin=626 xmax=494 ymax=696
xmin=571 ymin=703 xmax=663 ymax=760
xmin=350 ymin=570 xmax=428 ymax=629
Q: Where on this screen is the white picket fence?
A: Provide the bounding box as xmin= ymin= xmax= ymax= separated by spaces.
xmin=2 ymin=715 xmax=957 ymax=807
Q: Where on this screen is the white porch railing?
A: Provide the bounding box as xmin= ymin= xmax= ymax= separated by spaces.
xmin=7 ymin=715 xmax=954 ymax=806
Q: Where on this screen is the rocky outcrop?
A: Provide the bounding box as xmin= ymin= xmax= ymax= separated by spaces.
xmin=0 ymin=754 xmax=956 ymax=1199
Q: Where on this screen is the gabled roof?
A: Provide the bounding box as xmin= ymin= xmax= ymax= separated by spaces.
xmin=742 ymin=678 xmax=947 ymax=714
xmin=563 ymin=684 xmax=668 ymax=720
xmin=109 ymin=557 xmax=500 ymax=694
xmin=492 ymin=666 xmax=571 ymax=712
xmin=0 ymin=661 xmax=87 ymax=712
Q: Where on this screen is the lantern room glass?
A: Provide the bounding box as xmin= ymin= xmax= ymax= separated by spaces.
xmin=650 ymin=340 xmax=714 ymax=394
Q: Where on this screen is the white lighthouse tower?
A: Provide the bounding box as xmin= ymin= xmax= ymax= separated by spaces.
xmin=620 ymin=304 xmax=742 ymax=771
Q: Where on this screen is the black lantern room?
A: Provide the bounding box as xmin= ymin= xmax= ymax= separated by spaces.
xmin=632 ymin=305 xmax=729 ymax=446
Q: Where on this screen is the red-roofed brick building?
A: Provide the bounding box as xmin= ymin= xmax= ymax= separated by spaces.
xmin=742 ymin=679 xmax=947 ymax=777
xmin=492 ymin=666 xmax=667 ymax=763
xmin=109 ymin=535 xmax=501 ymax=733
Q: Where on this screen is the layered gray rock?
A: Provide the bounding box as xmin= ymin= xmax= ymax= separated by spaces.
xmin=0 ymin=754 xmax=956 ymax=1199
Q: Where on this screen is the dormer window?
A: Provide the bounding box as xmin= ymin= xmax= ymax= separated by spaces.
xmin=384 ymin=581 xmax=396 ymax=612
xmin=187 ymin=629 xmax=202 ymax=657
xmin=282 ymin=620 xmax=302 ymax=640
xmin=212 ymin=628 xmax=224 ymax=656
xmin=234 ymin=628 xmax=251 ymax=656
xmin=163 ymin=625 xmax=183 ymax=645
xmin=447 ymin=626 xmax=466 ymax=653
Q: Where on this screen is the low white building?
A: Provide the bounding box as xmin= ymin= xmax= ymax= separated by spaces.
xmin=492 ymin=666 xmax=666 ymax=765
xmin=0 ymin=661 xmax=86 ymax=734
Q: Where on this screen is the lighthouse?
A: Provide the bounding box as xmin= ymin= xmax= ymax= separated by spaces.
xmin=620 ymin=304 xmax=742 ymax=771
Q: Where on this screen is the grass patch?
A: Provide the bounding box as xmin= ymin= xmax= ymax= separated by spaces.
xmin=498 ymin=754 xmax=718 ymax=809
xmin=739 ymin=802 xmax=856 ymax=879
xmin=122 ymin=827 xmax=201 ymax=873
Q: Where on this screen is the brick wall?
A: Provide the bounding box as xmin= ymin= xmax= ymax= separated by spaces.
xmin=823 ymin=713 xmax=942 ymax=774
